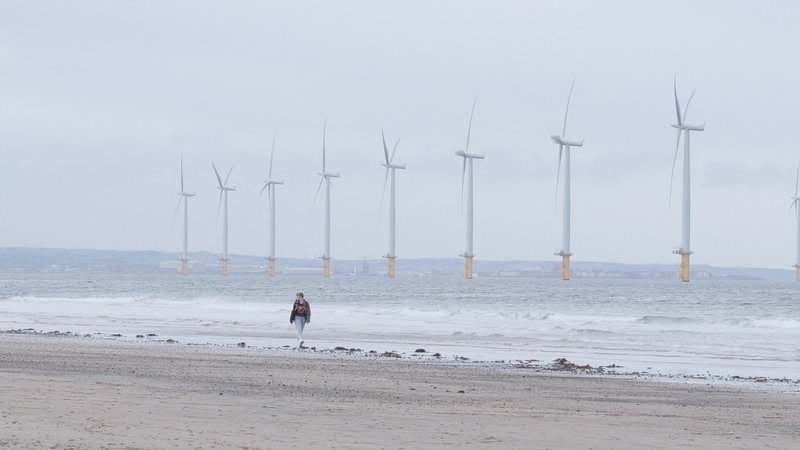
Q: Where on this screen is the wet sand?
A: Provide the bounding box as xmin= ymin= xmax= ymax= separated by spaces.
xmin=0 ymin=333 xmax=798 ymax=449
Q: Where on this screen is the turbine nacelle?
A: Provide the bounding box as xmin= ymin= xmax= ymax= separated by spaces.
xmin=319 ymin=172 xmax=340 ymax=179
xmin=382 ymin=163 xmax=407 ymax=170
xmin=551 ymin=135 xmax=584 ymax=147
xmin=211 ymin=161 xmax=236 ymax=191
xmin=455 ymin=150 xmax=485 ymax=160
xmin=671 ymin=123 xmax=705 ymax=132
xmin=179 ymin=192 xmax=195 ymax=197
xmin=263 ymin=180 xmax=285 ymax=186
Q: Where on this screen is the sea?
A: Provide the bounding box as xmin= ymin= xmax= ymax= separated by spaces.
xmin=1 ymin=273 xmax=798 ymax=381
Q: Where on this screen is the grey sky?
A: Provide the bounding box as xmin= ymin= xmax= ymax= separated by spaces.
xmin=1 ymin=1 xmax=798 ymax=268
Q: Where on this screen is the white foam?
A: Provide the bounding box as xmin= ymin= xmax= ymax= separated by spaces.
xmin=1 ymin=275 xmax=799 ymax=380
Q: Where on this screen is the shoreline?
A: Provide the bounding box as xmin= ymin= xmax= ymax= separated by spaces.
xmin=4 ymin=327 xmax=799 ymax=391
xmin=1 ymin=332 xmax=799 ymax=448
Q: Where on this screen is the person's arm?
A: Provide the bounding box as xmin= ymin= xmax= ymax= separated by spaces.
xmin=289 ymin=303 xmax=296 ymax=323
xmin=306 ymin=302 xmax=311 ymax=324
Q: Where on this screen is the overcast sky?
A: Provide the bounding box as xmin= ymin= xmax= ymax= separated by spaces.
xmin=1 ymin=1 xmax=799 ymax=268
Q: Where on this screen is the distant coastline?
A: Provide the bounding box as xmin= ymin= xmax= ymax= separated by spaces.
xmin=0 ymin=247 xmax=793 ymax=280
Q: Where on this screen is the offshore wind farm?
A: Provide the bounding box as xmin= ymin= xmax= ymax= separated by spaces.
xmin=167 ymin=73 xmax=798 ymax=281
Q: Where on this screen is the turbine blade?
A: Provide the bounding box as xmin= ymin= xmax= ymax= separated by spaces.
xmin=269 ymin=129 xmax=277 ymax=180
xmin=259 ymin=182 xmax=268 ymax=198
xmin=391 ymin=138 xmax=400 ymax=163
xmin=562 ymin=78 xmax=575 ymax=138
xmin=682 ymin=89 xmax=696 ymax=123
xmin=379 ymin=167 xmax=389 ymax=220
xmin=460 ymin=156 xmax=466 ymax=214
xmin=171 ymin=197 xmax=183 ymax=231
xmin=381 ymin=128 xmax=390 ymax=165
xmin=669 ymin=129 xmax=683 ymax=211
xmin=322 ymin=121 xmax=327 ymax=173
xmin=465 ymin=96 xmax=478 ymax=152
xmin=673 ymin=75 xmax=682 ymax=126
xmin=555 ymin=144 xmax=563 ymax=207
xmin=224 ymin=164 xmax=235 ymax=186
xmin=795 ymin=158 xmax=800 ymax=197
xmin=180 ymin=153 xmax=185 ymax=193
xmin=215 ymin=189 xmax=223 ymax=232
xmin=311 ymin=177 xmax=324 ymax=213
xmin=212 ymin=161 xmax=223 ymax=188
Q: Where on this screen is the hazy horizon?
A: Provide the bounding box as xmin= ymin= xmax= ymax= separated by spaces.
xmin=1 ymin=246 xmax=796 ymax=275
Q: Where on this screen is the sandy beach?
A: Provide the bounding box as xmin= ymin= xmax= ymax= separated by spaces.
xmin=0 ymin=333 xmax=798 ymax=449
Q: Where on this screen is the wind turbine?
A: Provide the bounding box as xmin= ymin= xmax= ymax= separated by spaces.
xmin=790 ymin=159 xmax=800 ymax=281
xmin=455 ymin=97 xmax=485 ymax=280
xmin=312 ymin=122 xmax=339 ymax=278
xmin=260 ymin=130 xmax=283 ymax=277
xmin=379 ymin=129 xmax=406 ymax=278
xmin=212 ymin=161 xmax=236 ymax=276
xmin=173 ymin=154 xmax=194 ymax=276
xmin=551 ymin=79 xmax=584 ymax=281
xmin=670 ymin=77 xmax=705 ymax=282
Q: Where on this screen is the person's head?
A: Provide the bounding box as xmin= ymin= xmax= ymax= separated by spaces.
xmin=296 ymin=292 xmax=304 ymax=300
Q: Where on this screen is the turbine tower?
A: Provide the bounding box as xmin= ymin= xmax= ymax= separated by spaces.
xmin=260 ymin=130 xmax=284 ymax=277
xmin=455 ymin=97 xmax=485 ymax=280
xmin=212 ymin=162 xmax=236 ymax=276
xmin=313 ymin=122 xmax=340 ymax=278
xmin=173 ymin=154 xmax=194 ymax=276
xmin=379 ymin=129 xmax=406 ymax=278
xmin=551 ymin=79 xmax=584 ymax=281
xmin=670 ymin=77 xmax=705 ymax=282
xmin=790 ymin=159 xmax=800 ymax=281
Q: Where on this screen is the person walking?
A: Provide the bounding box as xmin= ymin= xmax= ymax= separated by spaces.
xmin=289 ymin=292 xmax=311 ymax=348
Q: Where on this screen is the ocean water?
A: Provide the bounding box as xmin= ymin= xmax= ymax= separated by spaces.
xmin=1 ymin=273 xmax=798 ymax=380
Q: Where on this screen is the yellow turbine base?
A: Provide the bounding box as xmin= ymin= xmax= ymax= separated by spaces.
xmin=221 ymin=259 xmax=228 ymax=277
xmin=561 ymin=255 xmax=570 ymax=281
xmin=680 ymin=254 xmax=690 ymax=282
xmin=795 ymin=266 xmax=799 ymax=282
xmin=464 ymin=255 xmax=473 ymax=280
xmin=322 ymin=257 xmax=331 ymax=278
xmin=180 ymin=260 xmax=188 ymax=276
xmin=387 ymin=257 xmax=396 ymax=278
xmin=268 ymin=258 xmax=276 ymax=277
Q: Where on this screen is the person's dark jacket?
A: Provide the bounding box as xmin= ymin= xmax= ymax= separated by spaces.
xmin=289 ymin=300 xmax=311 ymax=324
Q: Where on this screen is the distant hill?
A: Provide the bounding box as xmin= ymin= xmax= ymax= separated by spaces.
xmin=0 ymin=247 xmax=793 ymax=281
